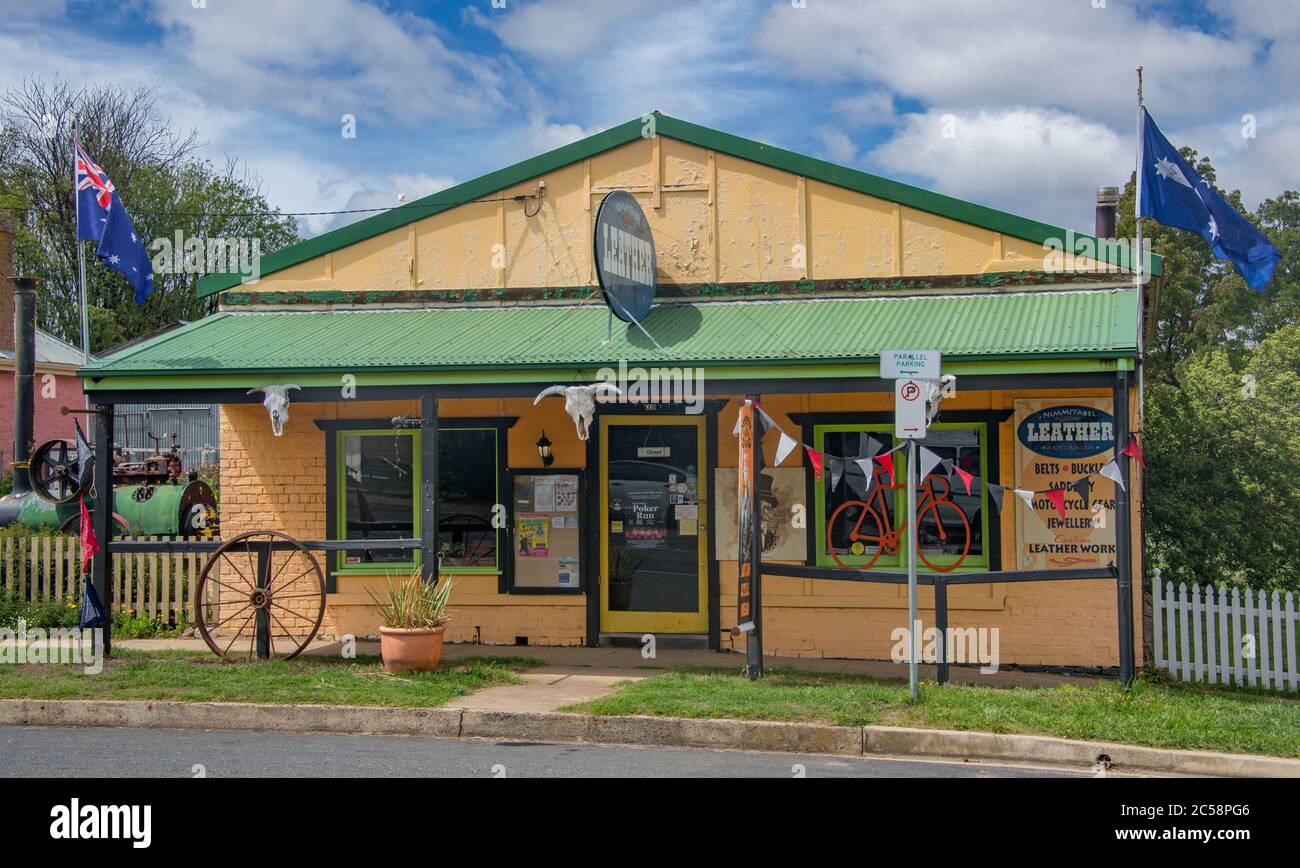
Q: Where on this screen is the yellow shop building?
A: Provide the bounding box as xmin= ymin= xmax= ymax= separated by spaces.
xmin=81 ymin=112 xmax=1148 ymax=672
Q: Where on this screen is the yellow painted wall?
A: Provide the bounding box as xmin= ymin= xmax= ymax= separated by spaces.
xmin=218 ymin=385 xmax=1143 ymax=665
xmin=232 ymin=136 xmax=1112 ymax=297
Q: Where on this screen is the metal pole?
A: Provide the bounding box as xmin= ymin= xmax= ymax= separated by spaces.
xmin=745 ymin=395 xmax=763 ymax=679
xmin=1113 ymin=372 xmax=1136 ymax=685
xmin=92 ymin=404 xmax=113 ymax=657
xmin=421 ymin=388 xmax=439 ymax=584
xmin=907 ymin=438 xmax=918 ymax=702
xmin=934 ymin=574 xmax=949 ymax=686
xmin=1133 ymin=67 xmax=1145 ymax=428
xmin=72 ymin=121 xmax=90 ymax=366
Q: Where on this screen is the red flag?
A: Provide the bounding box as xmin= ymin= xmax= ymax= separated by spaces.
xmin=79 ymin=496 xmax=100 ymax=571
xmin=875 ymin=452 xmax=894 ymax=484
xmin=954 ymin=466 xmax=973 ymax=495
xmin=1045 ymin=487 xmax=1067 ymax=521
xmin=1123 ymin=435 xmax=1144 ymax=467
xmin=806 ymin=447 xmax=824 ymax=480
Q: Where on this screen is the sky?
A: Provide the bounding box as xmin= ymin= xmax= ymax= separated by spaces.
xmin=2 ymin=0 xmax=1296 ymax=239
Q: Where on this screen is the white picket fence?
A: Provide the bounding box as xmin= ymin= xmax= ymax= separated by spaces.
xmin=1153 ymin=569 xmax=1299 ymax=693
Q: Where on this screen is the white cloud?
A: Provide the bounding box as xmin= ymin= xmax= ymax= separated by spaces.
xmin=471 ymin=0 xmax=689 ymax=65
xmin=869 ymin=107 xmax=1129 ymax=232
xmin=831 ymin=90 xmax=896 ymax=128
xmin=149 ymin=0 xmax=508 ymax=124
xmin=754 ymin=0 xmax=1264 ymax=126
xmin=816 ymin=125 xmax=856 ymax=164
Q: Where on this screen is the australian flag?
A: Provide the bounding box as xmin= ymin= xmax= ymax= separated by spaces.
xmin=75 ymin=143 xmax=154 ymax=304
xmin=1139 ymin=107 xmax=1280 ymax=290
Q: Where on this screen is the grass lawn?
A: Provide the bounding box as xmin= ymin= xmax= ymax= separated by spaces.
xmin=568 ymin=667 xmax=1300 ymax=758
xmin=0 ymin=650 xmax=538 ymax=708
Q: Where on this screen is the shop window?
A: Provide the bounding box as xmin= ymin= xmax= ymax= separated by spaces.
xmin=335 ymin=427 xmax=500 ymax=573
xmin=815 ymin=423 xmax=988 ymax=571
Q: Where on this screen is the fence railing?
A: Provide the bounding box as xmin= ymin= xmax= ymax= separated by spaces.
xmin=1153 ymin=569 xmax=1299 ymax=693
xmin=0 ymin=535 xmax=205 ymax=624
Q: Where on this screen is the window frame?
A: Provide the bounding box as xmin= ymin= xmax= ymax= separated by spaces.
xmin=812 ymin=420 xmax=991 ymax=572
xmin=322 ymin=419 xmax=510 ymax=591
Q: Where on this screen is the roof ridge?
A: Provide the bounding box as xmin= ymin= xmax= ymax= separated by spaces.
xmin=197 ymin=113 xmax=1159 ymax=297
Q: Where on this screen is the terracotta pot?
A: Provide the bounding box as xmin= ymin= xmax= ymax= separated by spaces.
xmin=378 ymin=625 xmax=446 ymax=673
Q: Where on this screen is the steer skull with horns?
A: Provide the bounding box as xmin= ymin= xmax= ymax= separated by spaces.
xmin=248 ymin=384 xmax=301 ymax=436
xmin=533 ymin=383 xmax=623 ymax=441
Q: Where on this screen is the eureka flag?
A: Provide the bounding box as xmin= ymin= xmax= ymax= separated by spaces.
xmin=1138 ymin=107 xmax=1280 ymax=290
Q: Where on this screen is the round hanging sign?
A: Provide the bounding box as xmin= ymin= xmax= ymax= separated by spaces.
xmin=593 ymin=190 xmax=656 ymax=323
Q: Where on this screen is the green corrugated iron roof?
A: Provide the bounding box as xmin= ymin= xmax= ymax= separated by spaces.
xmin=195 ymin=111 xmax=1160 ymax=297
xmin=83 ymin=289 xmax=1136 ymax=379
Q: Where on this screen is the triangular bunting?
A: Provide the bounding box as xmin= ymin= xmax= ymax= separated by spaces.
xmin=756 ymin=405 xmax=777 ymax=435
xmin=1069 ymin=476 xmax=1093 ymax=510
xmin=875 ymin=452 xmax=895 ymax=485
xmin=1098 ymin=457 xmax=1125 ymax=491
xmin=866 ymin=434 xmax=883 ymax=458
xmin=853 ymin=458 xmax=875 ymax=496
xmin=986 ymin=481 xmax=1005 ymax=512
xmin=1014 ymin=488 xmax=1036 ymax=510
xmin=917 ymin=446 xmax=943 ymax=480
xmin=731 ymin=414 xmax=741 ymax=436
xmin=807 ymin=447 xmax=824 ymax=481
xmin=774 ymin=432 xmax=798 ymax=466
xmin=79 ymin=496 xmax=99 ymax=570
xmin=1123 ymin=434 xmax=1144 ymax=467
xmin=829 ymin=457 xmax=844 ymax=492
xmin=1045 ymin=487 xmax=1067 ymax=521
xmin=954 ymin=466 xmax=973 ymax=496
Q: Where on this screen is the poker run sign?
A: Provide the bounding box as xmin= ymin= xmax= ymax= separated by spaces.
xmin=1014 ymin=400 xmax=1118 ymax=569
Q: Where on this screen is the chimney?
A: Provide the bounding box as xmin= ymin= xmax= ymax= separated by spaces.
xmin=0 ymin=213 xmax=15 ymax=355
xmin=1095 ymin=186 xmax=1120 ymax=240
xmin=11 ymin=276 xmax=36 ymax=495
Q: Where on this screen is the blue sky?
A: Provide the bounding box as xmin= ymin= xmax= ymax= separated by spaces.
xmin=3 ymin=0 xmax=1295 ymax=238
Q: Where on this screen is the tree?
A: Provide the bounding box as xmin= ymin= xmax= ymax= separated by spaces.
xmin=0 ymin=77 xmax=297 ymax=354
xmin=1144 ymin=324 xmax=1300 ymax=592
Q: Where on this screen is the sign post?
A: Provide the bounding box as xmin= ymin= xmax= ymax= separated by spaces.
xmin=883 ymin=349 xmax=941 ymax=703
xmin=734 ymin=399 xmax=762 ymax=678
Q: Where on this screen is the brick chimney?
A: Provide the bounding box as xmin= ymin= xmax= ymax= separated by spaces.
xmin=0 ymin=213 xmax=14 ymax=355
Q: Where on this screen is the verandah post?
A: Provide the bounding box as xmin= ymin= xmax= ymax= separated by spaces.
xmin=92 ymin=402 xmax=114 ymax=657
xmin=934 ymin=574 xmax=949 ymax=685
xmin=421 ymin=388 xmax=439 ymax=585
xmin=1112 ymin=370 xmax=1136 ymax=685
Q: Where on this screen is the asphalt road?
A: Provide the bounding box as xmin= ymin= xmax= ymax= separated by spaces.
xmin=0 ymin=725 xmax=1091 ymax=778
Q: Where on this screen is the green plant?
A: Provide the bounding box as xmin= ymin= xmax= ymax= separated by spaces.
xmin=0 ymin=591 xmax=79 ymax=629
xmin=609 ymin=547 xmax=644 ymax=585
xmin=112 ymin=610 xmax=187 ymax=639
xmin=366 ymin=563 xmax=455 ymax=629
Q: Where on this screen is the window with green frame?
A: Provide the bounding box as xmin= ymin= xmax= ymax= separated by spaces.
xmin=815 ymin=422 xmax=989 ymax=571
xmin=335 ymin=427 xmax=501 ymax=573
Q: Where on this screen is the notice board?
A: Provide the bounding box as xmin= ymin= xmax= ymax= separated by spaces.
xmin=513 ymin=473 xmax=582 ymax=589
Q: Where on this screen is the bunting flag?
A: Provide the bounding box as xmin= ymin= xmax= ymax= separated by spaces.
xmin=985 ymin=481 xmax=1006 ymax=512
xmin=917 ymin=445 xmax=943 ymax=480
xmin=807 ymin=447 xmax=824 ymax=480
xmin=1098 ymin=457 xmax=1125 ymax=491
xmin=829 ymin=457 xmax=844 ymax=492
xmin=1123 ymin=434 xmax=1145 ymax=467
xmin=940 ymin=457 xmax=955 ymax=476
xmin=954 ymin=466 xmax=973 ymax=496
xmin=1044 ymin=487 xmax=1068 ymax=521
xmin=1014 ymin=488 xmax=1036 ymax=510
xmin=732 ymin=414 xmax=741 ymax=436
xmin=865 ymin=434 xmax=883 ymax=459
xmin=755 ymin=405 xmax=777 ymax=434
xmin=853 ymin=458 xmax=875 ymax=495
xmin=875 ymin=452 xmax=895 ymax=484
xmin=79 ymin=496 xmax=99 ymax=570
xmin=846 ymin=462 xmax=872 ymax=498
xmin=774 ymin=431 xmax=799 ymax=466
xmin=1070 ymin=476 xmax=1093 ymax=510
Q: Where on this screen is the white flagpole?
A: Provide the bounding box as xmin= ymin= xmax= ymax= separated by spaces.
xmin=1133 ymin=67 xmax=1145 ymax=426
xmin=72 ymin=121 xmax=91 ymax=366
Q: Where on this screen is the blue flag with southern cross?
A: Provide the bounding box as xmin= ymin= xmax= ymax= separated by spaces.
xmin=1138 ymin=107 xmax=1280 ymax=291
xmin=75 ymin=143 xmax=154 ymax=304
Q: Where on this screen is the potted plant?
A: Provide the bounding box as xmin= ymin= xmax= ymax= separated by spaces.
xmin=368 ymin=564 xmax=455 ymax=673
xmin=607 ymin=547 xmax=643 ymax=611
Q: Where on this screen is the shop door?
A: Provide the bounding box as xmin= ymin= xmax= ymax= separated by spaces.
xmin=600 ymin=416 xmax=708 ymax=634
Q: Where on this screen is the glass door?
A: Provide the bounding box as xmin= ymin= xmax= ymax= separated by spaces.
xmin=600 ymin=416 xmax=708 ymax=633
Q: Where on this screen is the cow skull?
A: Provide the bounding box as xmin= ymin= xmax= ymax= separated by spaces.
xmin=533 ymin=383 xmax=623 ymax=441
xmin=248 ymin=384 xmax=301 ymax=436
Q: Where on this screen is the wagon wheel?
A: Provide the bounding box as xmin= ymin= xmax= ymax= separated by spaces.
xmin=30 ymin=438 xmax=91 ymax=505
xmin=195 ymin=530 xmax=325 ymax=662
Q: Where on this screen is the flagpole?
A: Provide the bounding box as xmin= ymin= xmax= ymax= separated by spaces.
xmin=1133 ymin=67 xmax=1145 ymax=427
xmin=72 ymin=120 xmax=91 ymax=367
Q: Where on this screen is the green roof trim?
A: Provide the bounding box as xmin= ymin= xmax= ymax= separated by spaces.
xmin=197 ymin=113 xmax=1160 ymax=298
xmin=85 ymin=288 xmax=1137 ymax=380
